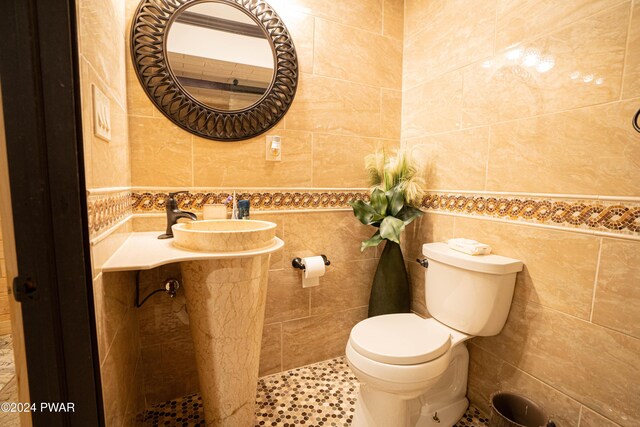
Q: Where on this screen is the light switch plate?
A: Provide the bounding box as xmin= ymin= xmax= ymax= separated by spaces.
xmin=92 ymin=84 xmax=111 ymax=142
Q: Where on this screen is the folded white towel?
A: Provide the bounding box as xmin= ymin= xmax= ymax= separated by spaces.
xmin=447 ymin=238 xmax=492 ymax=256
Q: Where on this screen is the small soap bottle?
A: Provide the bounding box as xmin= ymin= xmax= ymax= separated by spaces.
xmin=237 ymin=200 xmax=250 ymax=220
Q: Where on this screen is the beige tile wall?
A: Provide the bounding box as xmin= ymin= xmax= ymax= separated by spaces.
xmin=0 ymin=215 xmax=9 ymax=335
xmin=76 ymin=0 xmax=143 ymax=425
xmin=125 ymin=0 xmax=403 ymax=189
xmin=402 ymin=1 xmax=640 ymax=426
xmin=403 ymin=0 xmax=640 ymax=196
xmin=82 ymin=0 xmax=640 ymax=424
xmin=130 ymin=210 xmax=377 ymax=404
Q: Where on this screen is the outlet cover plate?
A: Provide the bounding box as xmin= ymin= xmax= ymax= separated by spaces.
xmin=92 ymin=84 xmax=111 ymax=142
xmin=266 ymin=136 xmax=282 ymax=161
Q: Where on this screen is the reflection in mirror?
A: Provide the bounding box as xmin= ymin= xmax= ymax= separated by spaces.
xmin=167 ymin=2 xmax=275 ymax=111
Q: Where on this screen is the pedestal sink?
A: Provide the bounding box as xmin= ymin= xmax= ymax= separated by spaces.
xmin=172 ymin=220 xmax=281 ymax=426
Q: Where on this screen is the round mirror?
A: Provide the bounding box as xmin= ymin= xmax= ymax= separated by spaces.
xmin=130 ymin=0 xmax=298 ymax=141
xmin=166 ymin=2 xmax=275 ymax=111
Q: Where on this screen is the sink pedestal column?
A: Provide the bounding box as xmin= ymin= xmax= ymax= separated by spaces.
xmin=181 ymin=254 xmax=270 ymax=426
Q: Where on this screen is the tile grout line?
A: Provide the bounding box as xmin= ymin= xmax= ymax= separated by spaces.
xmin=91 ymin=185 xmax=640 ymax=202
xmin=492 ymin=0 xmax=498 ymax=58
xmin=279 ymin=322 xmax=283 ymax=375
xmin=402 ymin=54 xmax=488 ymax=93
xmin=405 ymin=0 xmax=629 ymax=52
xmin=299 ymin=69 xmax=402 ymax=93
xmin=119 ymin=353 xmax=142 ymax=427
xmin=310 ymin=13 xmax=392 ymax=39
xmin=589 ymin=238 xmax=604 ymax=323
xmin=130 ymin=186 xmax=371 ymax=192
xmin=307 ymin=281 xmax=312 ymax=319
xmin=191 ymin=135 xmax=195 ymax=187
xmin=506 ymin=295 xmax=640 ymax=341
xmin=402 ymin=95 xmax=640 ymax=141
xmin=126 ymin=114 xmax=404 ymax=143
xmin=576 ymin=401 xmax=624 ymax=427
xmin=275 ymin=305 xmax=369 ymax=327
xmin=82 ymin=53 xmax=128 ymax=114
xmin=469 ymin=342 xmax=585 ymax=406
xmin=310 ymin=132 xmax=315 ymax=187
xmin=452 ymin=214 xmax=458 ymax=237
xmin=311 ymin=15 xmax=317 ymax=76
xmin=499 ymin=0 xmax=630 ymax=53
xmin=458 ymin=57 xmax=466 ymax=136
xmin=399 ymin=11 xmax=407 ymax=149
xmin=577 ymin=405 xmax=584 ymax=426
xmin=483 ymin=126 xmax=491 ymax=191
xmin=379 ymin=87 xmax=383 ymax=140
xmin=619 ymin=0 xmax=635 ymax=101
xmin=310 ymin=16 xmax=316 ymax=72
xmin=381 ymin=0 xmax=385 ymax=36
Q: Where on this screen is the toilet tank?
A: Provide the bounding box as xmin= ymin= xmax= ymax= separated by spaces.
xmin=423 ymin=242 xmax=523 ymax=336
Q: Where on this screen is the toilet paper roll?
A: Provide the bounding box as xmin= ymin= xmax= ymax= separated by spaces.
xmin=301 ymin=256 xmax=326 ymax=288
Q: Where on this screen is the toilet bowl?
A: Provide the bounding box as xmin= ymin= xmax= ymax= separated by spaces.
xmin=346 ymin=314 xmax=471 ymax=427
xmin=346 ymin=242 xmax=523 ymax=427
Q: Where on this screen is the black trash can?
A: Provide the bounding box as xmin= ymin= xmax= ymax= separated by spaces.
xmin=489 ymin=392 xmax=555 ymax=427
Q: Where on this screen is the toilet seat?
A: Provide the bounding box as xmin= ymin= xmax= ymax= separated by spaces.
xmin=349 ymin=313 xmax=451 ymax=365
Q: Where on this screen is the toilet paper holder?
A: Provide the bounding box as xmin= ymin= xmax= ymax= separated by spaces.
xmin=292 ymin=255 xmax=330 ymax=270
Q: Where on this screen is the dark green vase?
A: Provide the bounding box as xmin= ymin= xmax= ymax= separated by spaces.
xmin=368 ymin=240 xmax=411 ymax=317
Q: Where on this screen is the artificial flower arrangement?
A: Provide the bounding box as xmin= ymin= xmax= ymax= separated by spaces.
xmin=350 ymin=149 xmax=425 ymax=251
xmin=349 ymin=149 xmax=426 ymax=316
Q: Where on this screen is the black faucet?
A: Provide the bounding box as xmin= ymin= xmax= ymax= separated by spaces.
xmin=158 ymin=191 xmax=197 ymax=239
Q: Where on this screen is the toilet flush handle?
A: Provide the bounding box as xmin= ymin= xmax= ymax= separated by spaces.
xmin=416 ymin=258 xmax=429 ymax=268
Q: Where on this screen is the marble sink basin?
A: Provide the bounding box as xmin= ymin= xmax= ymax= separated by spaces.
xmin=172 ymin=219 xmax=277 ymax=252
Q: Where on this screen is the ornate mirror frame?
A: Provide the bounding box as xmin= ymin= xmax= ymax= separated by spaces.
xmin=130 ymin=0 xmax=298 ymax=141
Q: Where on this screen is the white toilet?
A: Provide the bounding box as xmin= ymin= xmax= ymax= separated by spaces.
xmin=346 ymin=242 xmax=523 ymax=427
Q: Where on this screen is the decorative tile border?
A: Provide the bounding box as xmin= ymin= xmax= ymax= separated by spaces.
xmin=87 ymin=190 xmax=132 ymax=236
xmin=86 ymin=188 xmax=640 ymax=239
xmin=422 ymin=193 xmax=640 ymax=236
xmin=131 ymin=190 xmax=370 ymax=213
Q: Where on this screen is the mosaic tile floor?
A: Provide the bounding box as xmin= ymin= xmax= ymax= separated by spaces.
xmin=142 ymin=357 xmax=489 ymax=426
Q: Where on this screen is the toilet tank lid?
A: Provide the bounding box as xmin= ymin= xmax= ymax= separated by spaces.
xmin=423 ymin=242 xmax=523 ymax=275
